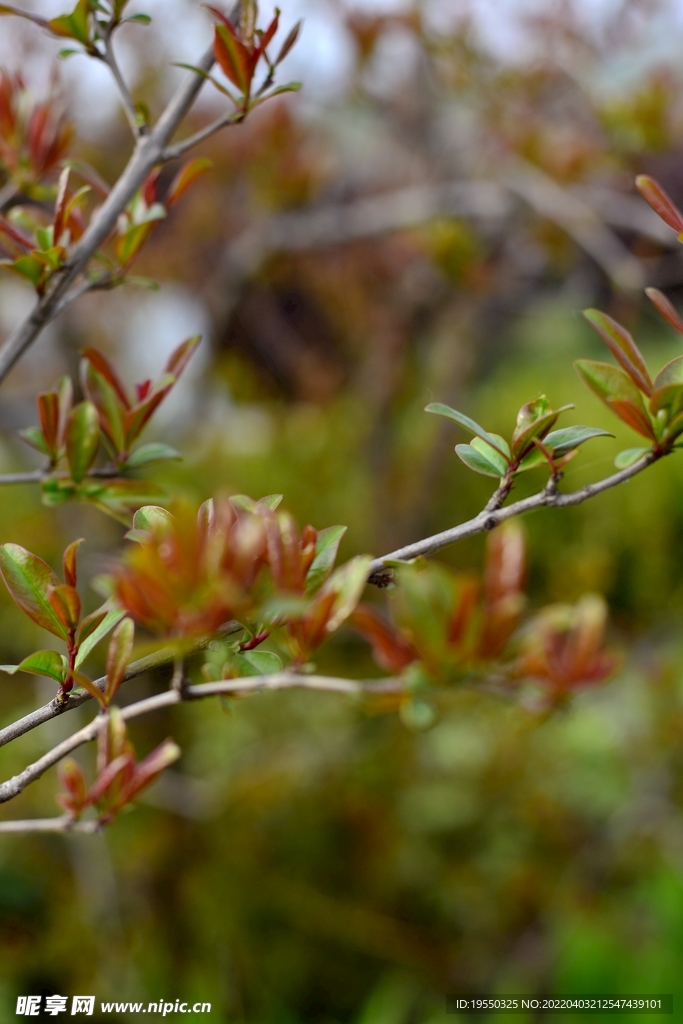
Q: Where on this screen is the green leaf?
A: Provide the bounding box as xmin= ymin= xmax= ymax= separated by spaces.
xmin=471 ymin=437 xmax=509 ymax=476
xmin=322 ymin=556 xmax=372 ymax=633
xmin=66 ymin=401 xmax=100 ymax=483
xmin=105 ymin=617 xmax=134 ymax=702
xmin=543 ymin=425 xmax=614 ymax=455
xmin=306 ymin=525 xmax=347 ymax=595
xmin=231 ymin=494 xmax=283 ymax=512
xmin=233 ymin=650 xmax=282 ymax=677
xmin=0 ymin=544 xmax=68 ymax=639
xmin=75 ymin=607 xmax=126 ymax=668
xmin=455 ymin=443 xmax=502 ymax=477
xmin=426 ymin=402 xmax=509 ymax=458
xmin=57 ymin=47 xmax=80 ymax=59
xmin=48 ymin=0 xmax=92 ymax=45
xmin=614 ymin=447 xmax=650 ymax=469
xmin=130 ymin=505 xmax=174 ymax=534
xmin=41 ymin=478 xmax=78 ymax=507
xmin=514 ymin=447 xmax=547 ymax=473
xmin=575 ymin=360 xmax=656 ymax=440
xmin=18 ymin=426 xmax=51 ymax=457
xmin=123 ymin=443 xmax=182 ymax=468
xmin=0 ymin=649 xmax=66 ymax=683
xmin=79 ymin=479 xmax=165 ymax=516
xmin=653 ymin=355 xmax=683 ymax=389
xmin=123 ymin=12 xmax=151 ymax=23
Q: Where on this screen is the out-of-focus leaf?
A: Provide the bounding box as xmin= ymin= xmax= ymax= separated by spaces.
xmin=0 ymin=649 xmax=65 ymax=683
xmin=323 ymin=556 xmax=372 ymax=633
xmin=104 ymin=617 xmax=134 ymax=702
xmin=117 ymin=739 xmax=181 ymax=804
xmin=79 ymin=478 xmax=166 ymax=517
xmin=455 ymin=443 xmax=502 ymax=477
xmin=48 ymin=0 xmax=91 ymax=45
xmin=214 ymin=22 xmax=251 ymax=92
xmin=75 ymin=607 xmax=125 ymax=668
xmin=636 ymin=175 xmax=683 ymax=235
xmin=543 ymin=425 xmax=614 ymax=455
xmin=234 ymin=650 xmax=282 ymax=677
xmin=123 ymin=443 xmax=182 ymax=468
xmin=614 ymin=447 xmax=651 ymax=469
xmin=131 ymin=505 xmax=175 ymax=534
xmin=306 ymin=526 xmax=347 ymax=595
xmin=646 ymin=287 xmax=683 ymax=335
xmin=583 ymin=309 xmax=653 ymax=395
xmin=0 ymin=544 xmax=69 ymax=639
xmin=426 ymin=402 xmax=510 ymax=457
xmin=66 ymin=401 xmax=100 ymax=483
xmin=575 ymin=360 xmax=656 ymax=439
xmin=166 ymin=158 xmax=213 ymax=207
xmin=231 ymin=493 xmax=283 ymax=513
xmin=41 ymin=478 xmax=78 ymax=507
xmin=276 ymin=19 xmax=302 ymax=63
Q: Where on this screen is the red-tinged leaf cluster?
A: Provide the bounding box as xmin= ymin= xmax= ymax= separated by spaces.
xmin=577 ymin=300 xmax=683 ymax=465
xmin=115 ymin=159 xmax=211 ymax=269
xmin=114 ymin=498 xmax=269 ymax=638
xmin=81 ymin=336 xmax=199 ymax=464
xmin=57 ymin=707 xmax=180 ymax=826
xmin=0 ymin=70 xmax=73 ymax=193
xmin=514 ymin=594 xmax=617 ymax=693
xmin=0 ymin=539 xmax=124 ymax=695
xmin=353 ymin=524 xmax=527 ymax=680
xmin=0 ymin=166 xmax=90 ymax=294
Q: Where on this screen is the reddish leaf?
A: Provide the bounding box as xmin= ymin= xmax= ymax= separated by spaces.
xmin=38 ymin=391 xmax=60 ymax=455
xmin=165 ymin=335 xmax=201 ymax=378
xmin=104 ymin=617 xmax=134 ymax=703
xmin=166 ymin=159 xmax=212 ymax=208
xmin=48 ymin=583 xmax=81 ymax=631
xmin=582 ymin=309 xmax=653 ymax=395
xmin=646 ymin=287 xmax=683 ymax=336
xmin=214 ymin=23 xmax=251 ymax=92
xmin=80 ymin=349 xmax=130 ymax=409
xmin=574 ymin=360 xmax=656 ymax=440
xmin=53 ymin=166 xmax=71 ymax=243
xmin=62 ymin=538 xmax=84 ymax=588
xmin=636 ymin=175 xmax=683 ymax=234
xmin=351 ymin=605 xmax=417 ymax=672
xmin=0 ymin=544 xmax=69 ymax=639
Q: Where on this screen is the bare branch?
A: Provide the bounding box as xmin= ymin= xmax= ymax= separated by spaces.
xmin=0 ymin=816 xmax=100 ymax=834
xmin=162 ymin=114 xmax=239 ymax=162
xmin=101 ymin=32 xmax=143 ymax=139
xmin=0 ymin=466 xmax=119 ymax=487
xmin=0 ymin=673 xmax=404 ymax=809
xmin=0 ymin=45 xmax=216 ymax=385
xmin=368 ymin=450 xmax=659 ymax=581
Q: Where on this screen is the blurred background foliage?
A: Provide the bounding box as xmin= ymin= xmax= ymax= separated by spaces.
xmin=5 ymin=0 xmax=683 ymax=1019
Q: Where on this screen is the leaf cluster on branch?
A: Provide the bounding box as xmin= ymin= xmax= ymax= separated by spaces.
xmin=0 ymin=0 xmax=680 ymax=834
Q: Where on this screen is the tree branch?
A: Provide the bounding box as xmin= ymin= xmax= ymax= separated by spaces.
xmin=162 ymin=114 xmax=239 ymax=161
xmin=367 ymin=450 xmax=659 ymax=581
xmin=101 ymin=31 xmax=143 ymax=139
xmin=0 ymin=466 xmax=119 ymax=487
xmin=0 ymin=672 xmax=404 ymax=810
xmin=0 ymin=45 xmax=215 ymax=385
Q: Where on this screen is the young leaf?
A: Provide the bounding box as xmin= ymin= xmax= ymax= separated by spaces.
xmin=48 ymin=0 xmax=92 ymax=45
xmin=48 ymin=583 xmax=81 ymax=631
xmin=425 ymin=403 xmax=510 ymax=458
xmin=614 ymin=447 xmax=650 ymax=469
xmin=117 ymin=739 xmax=181 ymax=805
xmin=574 ymin=361 xmax=656 ymax=440
xmin=636 ymin=175 xmax=683 ymax=234
xmin=305 ymin=525 xmax=347 ymax=595
xmin=66 ymin=401 xmax=100 ymax=483
xmin=214 ymin=23 xmax=251 ymax=92
xmin=234 ymin=650 xmax=282 ymax=676
xmin=0 ymin=544 xmax=69 ymax=639
xmin=646 ymin=288 xmax=683 ymax=335
xmin=131 ymin=505 xmax=175 ymax=534
xmin=582 ymin=309 xmax=653 ymax=395
xmin=104 ymin=617 xmax=134 ymax=703
xmin=0 ymin=649 xmax=66 ymax=683
xmin=166 ymin=159 xmax=213 ymax=207
xmin=276 ymin=19 xmax=302 ymax=64
xmin=471 ymin=437 xmax=510 ymax=476
xmin=455 ymin=443 xmax=503 ymax=477
xmin=323 ymin=556 xmax=372 ymax=633
xmin=543 ymin=425 xmax=614 ymax=455
xmin=75 ymin=607 xmax=126 ymax=668
xmin=123 ymin=443 xmax=182 ymax=468
xmin=63 ymin=538 xmax=84 ymax=588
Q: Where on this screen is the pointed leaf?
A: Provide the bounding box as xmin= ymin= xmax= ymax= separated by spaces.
xmin=166 ymin=159 xmax=213 ymax=208
xmin=105 ymin=617 xmax=134 ymax=702
xmin=276 ymin=19 xmax=302 ymax=64
xmin=18 ymin=426 xmax=50 ymax=457
xmin=48 ymin=0 xmax=91 ymax=45
xmin=0 ymin=649 xmax=65 ymax=683
xmin=75 ymin=607 xmax=126 ymax=668
xmin=646 ymin=287 xmax=683 ymax=335
xmin=636 ymin=175 xmax=683 ymax=234
xmin=165 ymin=335 xmax=201 ymax=378
xmin=425 ymin=403 xmax=509 ymax=458
xmin=63 ymin=538 xmax=84 ymax=588
xmin=48 ymin=584 xmax=81 ymax=631
xmin=575 ymin=360 xmax=656 ymax=440
xmin=543 ymin=425 xmax=614 ymax=455
xmin=305 ymin=526 xmax=347 ymax=595
xmin=583 ymin=309 xmax=653 ymax=395
xmin=654 ymin=355 xmax=683 ymax=389
xmin=322 ymin=555 xmax=372 ymax=633
xmin=0 ymin=544 xmax=68 ymax=639
xmin=214 ymin=23 xmax=250 ymax=92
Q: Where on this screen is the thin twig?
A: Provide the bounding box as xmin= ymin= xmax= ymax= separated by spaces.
xmin=0 ymin=45 xmax=216 ymax=385
xmin=0 ymin=816 xmax=100 ymax=834
xmin=0 ymin=673 xmax=404 ymax=809
xmin=162 ymin=114 xmax=238 ymax=161
xmin=0 ymin=466 xmax=120 ymax=487
xmin=101 ymin=31 xmax=143 ymax=139
xmin=49 ymin=273 xmax=115 ymax=320
xmin=0 ymin=621 xmax=244 ymax=751
xmin=367 ymin=450 xmax=659 ymax=582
